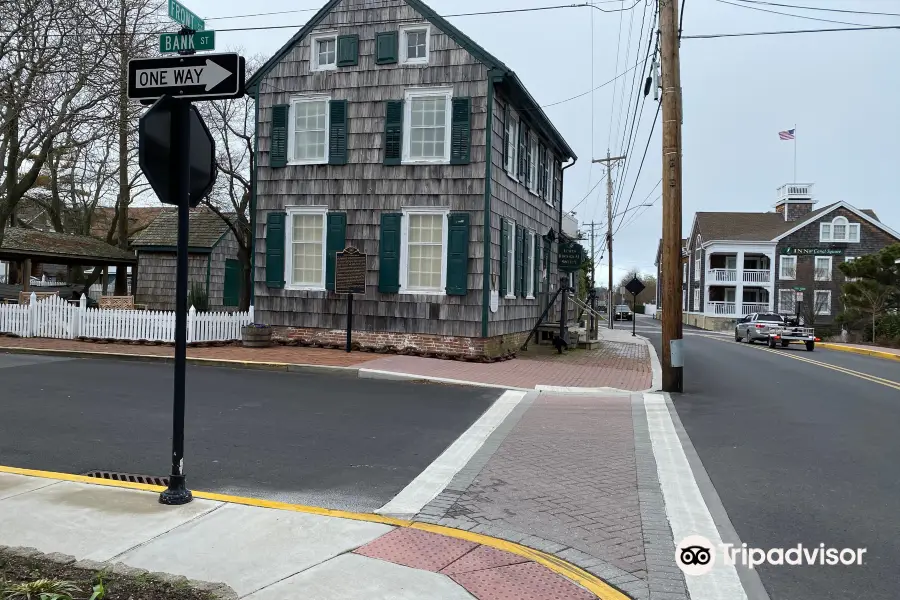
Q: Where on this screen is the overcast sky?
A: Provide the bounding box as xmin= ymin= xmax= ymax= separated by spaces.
xmin=187 ymin=0 xmax=899 ymax=285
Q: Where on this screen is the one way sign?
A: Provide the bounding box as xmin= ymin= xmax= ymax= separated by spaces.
xmin=128 ymin=53 xmax=244 ymax=101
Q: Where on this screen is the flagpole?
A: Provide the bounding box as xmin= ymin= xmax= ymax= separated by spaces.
xmin=793 ymin=123 xmax=797 ymax=181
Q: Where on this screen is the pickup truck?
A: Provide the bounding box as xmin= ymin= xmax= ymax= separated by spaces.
xmin=735 ymin=313 xmax=819 ymax=351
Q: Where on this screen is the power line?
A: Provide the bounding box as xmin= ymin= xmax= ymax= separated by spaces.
xmin=607 ymin=2 xmax=627 ymax=147
xmin=730 ymin=0 xmax=900 ymax=19
xmin=567 ymin=172 xmax=608 ymax=213
xmin=613 ymin=101 xmax=660 ymax=234
xmin=682 ymin=24 xmax=900 ymax=38
xmin=713 ymin=0 xmax=873 ymax=27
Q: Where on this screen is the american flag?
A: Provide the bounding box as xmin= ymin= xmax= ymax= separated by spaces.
xmin=779 ymin=129 xmax=796 ymax=140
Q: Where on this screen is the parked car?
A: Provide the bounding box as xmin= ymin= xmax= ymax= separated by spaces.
xmin=734 ymin=313 xmax=786 ymax=343
xmin=614 ymin=305 xmax=633 ymax=321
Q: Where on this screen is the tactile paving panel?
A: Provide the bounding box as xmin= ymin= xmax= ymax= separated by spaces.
xmin=353 ymin=528 xmax=478 ymax=572
xmin=450 ymin=561 xmax=597 ymax=600
xmin=440 ymin=545 xmax=529 ymax=575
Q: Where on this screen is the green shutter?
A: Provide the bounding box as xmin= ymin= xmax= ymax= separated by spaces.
xmin=446 ymin=213 xmax=470 ymax=295
xmin=538 ymin=144 xmax=547 ymax=199
xmin=514 ymin=225 xmax=524 ymax=297
xmin=265 ymin=212 xmax=286 ymax=288
xmin=500 ymin=219 xmax=509 ymax=296
xmin=517 ymin=126 xmax=527 ymax=180
xmin=534 ymin=240 xmax=541 ymax=296
xmin=379 ymin=213 xmax=402 ymax=293
xmin=270 ymin=104 xmax=289 ymax=168
xmin=375 ymin=31 xmax=398 ymax=64
xmin=223 ymin=259 xmax=241 ymax=307
xmin=336 ymin=34 xmax=358 ymax=67
xmin=329 ymin=100 xmax=348 ymax=165
xmin=384 ymin=100 xmax=403 ymax=165
xmin=450 ymin=97 xmax=471 ymax=165
xmin=325 ymin=212 xmax=347 ymax=291
xmin=554 ymin=159 xmax=563 ymax=205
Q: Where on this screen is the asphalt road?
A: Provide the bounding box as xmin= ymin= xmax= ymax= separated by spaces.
xmin=636 ymin=318 xmax=900 ymax=600
xmin=0 ymin=354 xmax=498 ymax=512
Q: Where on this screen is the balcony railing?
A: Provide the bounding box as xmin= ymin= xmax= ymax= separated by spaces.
xmin=708 ymin=269 xmax=738 ymax=283
xmin=742 ymin=269 xmax=771 ymax=284
xmin=742 ymin=302 xmax=769 ymax=315
xmin=708 ymin=301 xmax=736 ymax=315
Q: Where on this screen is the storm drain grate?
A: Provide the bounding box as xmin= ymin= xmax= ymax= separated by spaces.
xmin=83 ymin=470 xmax=169 ymax=486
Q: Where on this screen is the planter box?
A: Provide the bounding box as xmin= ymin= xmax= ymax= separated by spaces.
xmin=241 ymin=325 xmax=272 ymax=348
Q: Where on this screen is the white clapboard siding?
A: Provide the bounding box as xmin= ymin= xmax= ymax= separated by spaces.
xmin=0 ymin=293 xmax=253 ymax=343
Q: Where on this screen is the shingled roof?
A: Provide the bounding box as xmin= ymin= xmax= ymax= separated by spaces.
xmin=131 ymin=209 xmax=231 ymax=249
xmin=0 ymin=228 xmax=136 ymax=264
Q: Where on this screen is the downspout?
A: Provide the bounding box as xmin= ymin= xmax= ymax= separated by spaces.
xmin=250 ymin=87 xmax=259 ymax=306
xmin=481 ymin=70 xmax=504 ymax=338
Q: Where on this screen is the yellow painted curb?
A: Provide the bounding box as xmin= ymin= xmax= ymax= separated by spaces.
xmin=818 ymin=343 xmax=900 ymax=362
xmin=0 ymin=465 xmax=629 ymax=600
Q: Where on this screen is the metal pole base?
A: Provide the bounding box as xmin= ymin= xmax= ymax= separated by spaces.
xmin=159 ymin=475 xmax=193 ymax=505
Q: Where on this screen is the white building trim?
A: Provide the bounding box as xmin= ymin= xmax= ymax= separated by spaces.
xmin=772 ymin=201 xmax=900 ymax=243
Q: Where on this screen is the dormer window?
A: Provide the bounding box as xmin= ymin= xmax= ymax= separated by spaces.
xmin=820 ymin=216 xmax=860 ymax=243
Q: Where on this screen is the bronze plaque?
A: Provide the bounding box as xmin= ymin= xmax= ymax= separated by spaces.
xmin=335 ymin=246 xmax=367 ymax=294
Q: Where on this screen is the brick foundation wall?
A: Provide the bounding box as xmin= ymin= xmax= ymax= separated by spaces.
xmin=273 ymin=327 xmax=530 ymax=360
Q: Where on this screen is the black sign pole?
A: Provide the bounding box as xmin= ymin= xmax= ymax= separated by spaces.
xmin=559 ymin=275 xmax=568 ymax=345
xmin=159 ymin=96 xmax=193 ymax=506
xmin=346 ymin=293 xmax=353 ymax=353
xmin=632 ymin=292 xmax=637 ymax=337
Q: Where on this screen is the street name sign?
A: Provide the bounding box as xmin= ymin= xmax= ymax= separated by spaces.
xmin=128 ymin=53 xmax=244 ymax=101
xmin=168 ymin=0 xmax=205 ymax=31
xmin=160 ymin=31 xmax=215 ymax=53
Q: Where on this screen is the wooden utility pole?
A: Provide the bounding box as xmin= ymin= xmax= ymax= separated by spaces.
xmin=592 ymin=151 xmax=625 ymax=329
xmin=660 ymin=0 xmax=684 ymax=392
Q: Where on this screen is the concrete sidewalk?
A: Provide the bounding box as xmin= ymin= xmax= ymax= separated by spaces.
xmin=0 ymin=470 xmax=622 ymax=600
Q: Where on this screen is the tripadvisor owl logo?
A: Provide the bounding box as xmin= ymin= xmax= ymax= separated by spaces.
xmin=676 ymin=535 xmax=715 ymax=576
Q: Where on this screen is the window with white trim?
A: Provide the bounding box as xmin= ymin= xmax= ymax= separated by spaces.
xmin=310 ymin=33 xmax=337 ymax=71
xmin=400 ymin=25 xmax=430 ymax=65
xmin=401 ymin=209 xmax=448 ymax=294
xmin=527 ymin=135 xmax=538 ymax=193
xmin=526 ymin=231 xmax=535 ymax=298
xmin=820 ymin=216 xmax=861 ymax=243
xmin=814 ymin=290 xmax=832 ymax=315
xmin=694 ymin=257 xmax=700 ymax=281
xmin=403 ymin=87 xmax=452 ymax=164
xmin=844 ymin=256 xmax=857 ymax=282
xmin=814 ymin=256 xmax=832 ymax=281
xmin=505 ymin=109 xmax=518 ymax=176
xmin=543 ymin=151 xmax=553 ymax=205
xmin=779 ymin=255 xmax=797 ymax=280
xmin=693 ymin=288 xmax=700 ymax=311
xmin=778 ymin=289 xmax=796 ymax=314
xmin=286 ymin=207 xmax=327 ymax=290
xmin=289 ymin=96 xmax=330 ymax=164
xmin=505 ymin=219 xmax=515 ymax=297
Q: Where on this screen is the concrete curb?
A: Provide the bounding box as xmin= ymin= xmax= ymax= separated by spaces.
xmin=818 ymin=343 xmax=900 ymax=362
xmin=358 ymin=368 xmax=531 ymax=392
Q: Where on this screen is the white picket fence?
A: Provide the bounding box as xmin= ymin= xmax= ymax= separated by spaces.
xmin=0 ymin=293 xmax=253 ymax=343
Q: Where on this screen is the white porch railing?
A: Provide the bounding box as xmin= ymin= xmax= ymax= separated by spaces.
xmin=707 ymin=301 xmax=736 ymax=315
xmin=742 ymin=269 xmax=771 ymax=283
xmin=0 ymin=293 xmax=253 ymax=343
xmin=742 ymin=302 xmax=769 ymax=315
xmin=708 ymin=269 xmax=738 ymax=283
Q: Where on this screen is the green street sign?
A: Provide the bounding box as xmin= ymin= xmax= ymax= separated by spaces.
xmin=793 ymin=286 xmax=806 ymax=292
xmin=781 ymin=246 xmax=843 ymax=256
xmin=168 ymin=0 xmax=205 ymax=31
xmin=160 ymin=31 xmax=215 ymax=53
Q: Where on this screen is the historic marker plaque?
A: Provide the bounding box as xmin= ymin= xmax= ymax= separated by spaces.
xmin=335 ymin=247 xmax=367 ymax=295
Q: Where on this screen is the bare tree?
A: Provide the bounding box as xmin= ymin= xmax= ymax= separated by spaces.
xmin=197 ymin=55 xmax=263 ymax=310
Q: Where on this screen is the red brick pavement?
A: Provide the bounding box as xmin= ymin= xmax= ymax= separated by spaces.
xmin=361 ymin=342 xmax=652 ymax=391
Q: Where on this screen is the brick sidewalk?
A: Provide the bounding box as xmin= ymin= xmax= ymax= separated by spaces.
xmin=416 ymin=393 xmax=687 ymax=600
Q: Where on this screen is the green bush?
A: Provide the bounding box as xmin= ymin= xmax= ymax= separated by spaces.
xmin=633 ymin=304 xmax=646 ymax=314
xmin=187 ymin=281 xmax=209 ymax=312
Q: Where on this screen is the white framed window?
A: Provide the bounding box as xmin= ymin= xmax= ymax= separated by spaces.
xmin=694 ymin=257 xmax=700 ymax=281
xmin=779 ymin=255 xmax=797 ymax=280
xmin=400 ymin=24 xmax=430 ymax=65
xmin=820 ymin=216 xmax=861 ymax=243
xmin=289 ymin=95 xmax=330 ymax=164
xmin=400 ymin=208 xmax=448 ymax=294
xmin=403 ymin=87 xmax=452 ymax=164
xmin=286 ymin=207 xmax=327 ymax=290
xmin=844 ymin=256 xmax=857 ymax=282
xmin=526 ymin=231 xmax=535 ymax=299
xmin=310 ymin=33 xmax=337 ymax=71
xmin=505 ymin=219 xmax=515 ymax=298
xmin=527 ymin=135 xmax=538 ymax=194
xmin=814 ymin=256 xmax=832 ymax=281
xmin=832 ymin=216 xmax=847 ymax=241
xmin=778 ymin=289 xmax=796 ymax=314
xmin=692 ymin=288 xmax=700 ymax=311
xmin=546 ymin=161 xmax=555 ymax=206
xmin=505 ymin=109 xmax=518 ymax=177
xmin=848 ymin=223 xmax=860 ymax=242
xmin=814 ymin=290 xmax=832 ymax=315
xmin=819 ymin=222 xmax=832 ymax=242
